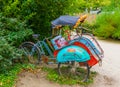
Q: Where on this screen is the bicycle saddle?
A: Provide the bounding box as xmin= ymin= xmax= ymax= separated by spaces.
xmin=32 ymin=34 xmax=40 ymax=39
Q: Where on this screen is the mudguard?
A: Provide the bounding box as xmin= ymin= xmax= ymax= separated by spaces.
xmin=69 ymin=37 xmax=101 ymax=56
xmin=57 ymin=45 xmax=90 ymax=63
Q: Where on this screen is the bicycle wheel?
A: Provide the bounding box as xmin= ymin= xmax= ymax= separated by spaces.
xmin=19 ymin=42 xmax=41 ymax=65
xmin=58 ymin=62 xmax=90 ymax=82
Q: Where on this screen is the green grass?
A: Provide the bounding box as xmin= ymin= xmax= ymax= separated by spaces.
xmin=0 ymin=63 xmax=36 ymax=87
xmin=42 ymin=66 xmax=97 ymax=86
xmin=0 ymin=63 xmax=97 ymax=87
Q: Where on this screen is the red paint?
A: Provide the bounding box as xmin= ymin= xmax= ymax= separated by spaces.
xmin=73 ymin=42 xmax=98 ymax=66
xmin=54 ymin=41 xmax=98 ymax=67
xmin=53 ymin=50 xmax=59 ymax=57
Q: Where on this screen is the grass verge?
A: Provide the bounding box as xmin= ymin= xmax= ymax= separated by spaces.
xmin=0 ymin=64 xmax=97 ymax=87
xmin=0 ymin=63 xmax=35 ymax=87
xmin=42 ymin=66 xmax=97 ymax=86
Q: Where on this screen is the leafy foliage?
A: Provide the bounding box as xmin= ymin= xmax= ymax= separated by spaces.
xmin=0 ymin=13 xmax=33 ymax=72
xmin=0 ymin=38 xmax=21 ymax=72
xmin=94 ymin=9 xmax=120 ymax=39
xmin=1 ymin=0 xmax=37 ymax=20
xmin=0 ymin=0 xmax=109 ymax=39
xmin=85 ymin=0 xmax=110 ymax=11
xmin=103 ymin=0 xmax=120 ymax=11
xmin=30 ymin=0 xmax=86 ymax=39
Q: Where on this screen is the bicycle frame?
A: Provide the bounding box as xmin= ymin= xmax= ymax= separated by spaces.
xmin=34 ymin=39 xmax=55 ymax=58
xmin=30 ymin=24 xmax=104 ymax=63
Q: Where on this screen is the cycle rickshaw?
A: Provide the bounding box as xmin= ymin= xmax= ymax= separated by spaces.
xmin=20 ymin=15 xmax=104 ymax=81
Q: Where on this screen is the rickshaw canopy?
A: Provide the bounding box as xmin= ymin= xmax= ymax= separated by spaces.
xmin=51 ymin=15 xmax=80 ymax=29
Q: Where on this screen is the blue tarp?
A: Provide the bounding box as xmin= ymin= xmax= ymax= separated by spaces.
xmin=51 ymin=15 xmax=80 ymax=29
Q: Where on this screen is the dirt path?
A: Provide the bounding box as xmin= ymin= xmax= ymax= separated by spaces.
xmin=89 ymin=39 xmax=120 ymax=87
xmin=16 ymin=39 xmax=120 ymax=87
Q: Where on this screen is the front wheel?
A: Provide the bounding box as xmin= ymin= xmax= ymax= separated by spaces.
xmin=19 ymin=42 xmax=41 ymax=65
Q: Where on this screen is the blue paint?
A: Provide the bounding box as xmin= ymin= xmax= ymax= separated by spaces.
xmin=57 ymin=45 xmax=90 ymax=63
xmin=69 ymin=37 xmax=101 ymax=56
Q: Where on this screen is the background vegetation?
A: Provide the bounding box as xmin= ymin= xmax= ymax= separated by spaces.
xmin=94 ymin=10 xmax=120 ymax=39
xmin=0 ymin=13 xmax=33 ymax=72
xmin=0 ymin=0 xmax=120 ymax=86
xmin=0 ymin=0 xmax=108 ymax=73
xmin=93 ymin=0 xmax=120 ymax=39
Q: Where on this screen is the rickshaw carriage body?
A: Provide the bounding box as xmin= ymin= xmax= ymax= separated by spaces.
xmin=50 ymin=15 xmax=104 ymax=66
xmin=56 ymin=45 xmax=90 ymax=63
xmin=20 ymin=15 xmax=104 ymax=81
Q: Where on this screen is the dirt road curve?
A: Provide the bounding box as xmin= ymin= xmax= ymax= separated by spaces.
xmin=89 ymin=39 xmax=120 ymax=87
xmin=16 ymin=39 xmax=120 ymax=87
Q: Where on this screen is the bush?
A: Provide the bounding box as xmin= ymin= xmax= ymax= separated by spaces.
xmin=30 ymin=0 xmax=86 ymax=39
xmin=0 ymin=0 xmax=110 ymax=39
xmin=0 ymin=13 xmax=33 ymax=45
xmin=1 ymin=0 xmax=85 ymax=39
xmin=0 ymin=13 xmax=33 ymax=72
xmin=94 ymin=10 xmax=120 ymax=39
xmin=103 ymin=0 xmax=120 ymax=11
xmin=0 ymin=38 xmax=22 ymax=72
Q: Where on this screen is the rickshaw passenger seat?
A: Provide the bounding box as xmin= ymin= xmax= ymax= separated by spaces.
xmin=51 ymin=35 xmax=68 ymax=50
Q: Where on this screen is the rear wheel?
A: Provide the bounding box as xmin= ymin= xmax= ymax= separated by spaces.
xmin=58 ymin=62 xmax=90 ymax=82
xmin=20 ymin=42 xmax=41 ymax=65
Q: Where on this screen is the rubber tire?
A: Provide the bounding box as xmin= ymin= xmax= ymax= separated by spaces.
xmin=20 ymin=42 xmax=41 ymax=65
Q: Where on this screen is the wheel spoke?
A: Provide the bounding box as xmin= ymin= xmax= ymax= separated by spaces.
xmin=58 ymin=62 xmax=90 ymax=81
xmin=20 ymin=42 xmax=40 ymax=65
